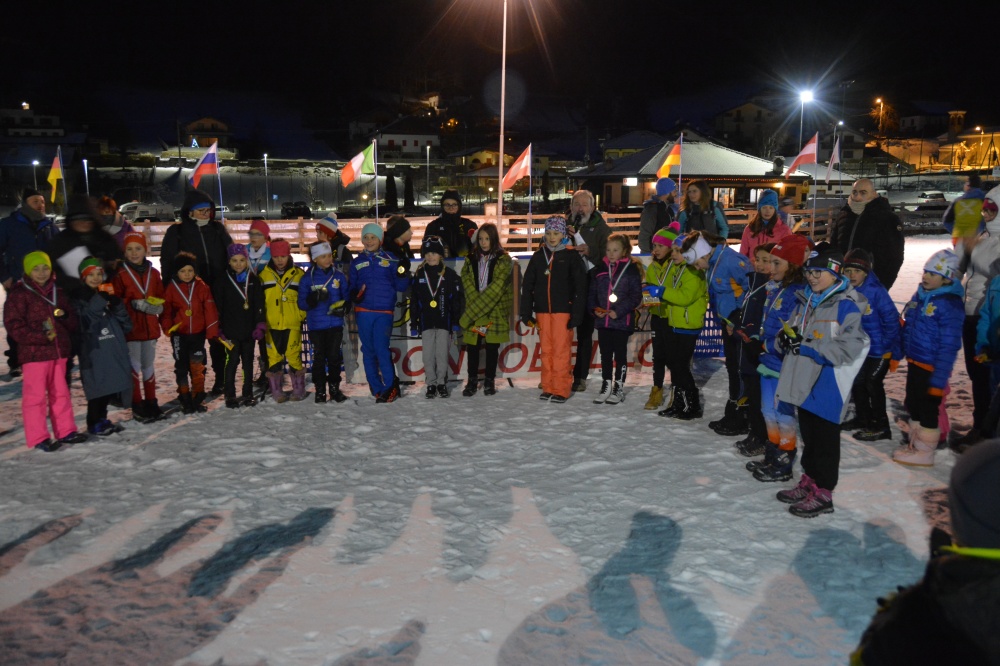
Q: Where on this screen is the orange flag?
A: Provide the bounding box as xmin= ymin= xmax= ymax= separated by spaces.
xmin=656 ymin=139 xmax=681 ymax=179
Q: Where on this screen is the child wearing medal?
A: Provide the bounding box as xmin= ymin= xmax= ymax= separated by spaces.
xmin=259 ymin=238 xmax=307 ymax=402
xmin=349 ymin=223 xmax=411 ymax=402
xmin=3 ymin=251 xmax=85 ymax=451
xmin=161 ymin=252 xmax=220 ymax=413
xmin=112 ymin=231 xmax=166 ymax=422
xmin=74 ymin=257 xmax=133 ymax=436
xmin=519 ymin=216 xmax=588 ymax=403
xmin=409 ymin=236 xmax=464 ymax=398
xmin=640 ymin=222 xmax=681 ymax=410
xmin=298 ymin=241 xmax=350 ymax=403
xmin=213 ymin=244 xmax=266 ymax=408
xmin=245 ymin=218 xmax=272 ymax=389
xmin=589 ymin=233 xmax=644 ymax=404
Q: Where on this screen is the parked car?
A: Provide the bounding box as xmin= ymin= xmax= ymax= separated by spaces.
xmin=280 ymin=201 xmax=312 ymax=219
xmin=917 ymin=190 xmax=946 ymax=203
xmin=118 ymin=201 xmax=175 ymax=222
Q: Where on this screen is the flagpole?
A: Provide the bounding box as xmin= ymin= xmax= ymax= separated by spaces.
xmin=215 ymin=144 xmax=225 ymax=223
xmin=497 ymin=0 xmax=508 ymax=219
xmin=373 ymin=139 xmax=379 ymax=222
xmin=677 ymin=134 xmax=683 ymax=197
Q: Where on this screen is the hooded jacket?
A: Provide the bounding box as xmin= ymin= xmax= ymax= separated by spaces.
xmin=74 ymin=290 xmax=133 ymax=401
xmin=775 ymin=277 xmax=870 ymax=423
xmin=758 ymin=281 xmax=807 ymax=374
xmin=0 ymin=208 xmax=58 ymax=285
xmin=160 ymin=191 xmax=233 ymax=285
xmin=425 ymin=190 xmax=478 ymax=258
xmin=161 ymin=276 xmax=220 ymax=339
xmin=900 ymin=280 xmax=965 ymax=391
xmin=739 ymin=212 xmax=793 ymax=258
xmin=705 ymin=243 xmax=750 ymax=323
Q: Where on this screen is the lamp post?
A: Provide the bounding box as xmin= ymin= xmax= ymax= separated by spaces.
xmin=798 ymin=90 xmax=813 ymax=152
xmin=82 ymin=159 xmax=90 ymax=195
xmin=426 ymin=144 xmax=431 ymax=204
xmin=263 ymin=153 xmax=269 ymax=215
xmin=497 ymin=0 xmax=508 ymax=217
xmin=31 ymin=160 xmax=39 ymax=188
xmin=875 ymin=98 xmax=884 ymax=139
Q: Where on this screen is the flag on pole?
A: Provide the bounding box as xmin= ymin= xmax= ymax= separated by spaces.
xmin=501 ymin=144 xmax=531 ymax=191
xmin=341 ymin=143 xmax=375 ymax=187
xmin=47 ymin=149 xmax=63 ymax=202
xmin=656 ymin=138 xmax=682 ymax=179
xmin=825 ymin=136 xmax=841 ymax=184
xmin=189 ymin=142 xmax=219 ymax=189
xmin=786 ymin=133 xmax=818 ymax=175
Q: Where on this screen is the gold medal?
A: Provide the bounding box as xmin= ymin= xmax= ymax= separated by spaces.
xmin=609 ymin=293 xmax=618 ymax=303
xmin=53 ymin=308 xmax=65 ymax=317
xmin=243 ymin=302 xmax=250 ymax=310
xmin=282 ymin=296 xmax=288 ymax=302
xmin=544 ymin=270 xmax=550 ymax=276
xmin=429 ymin=299 xmax=438 ymax=308
xmin=185 ymin=309 xmax=193 ymax=317
xmin=397 ymin=265 xmax=406 ymax=274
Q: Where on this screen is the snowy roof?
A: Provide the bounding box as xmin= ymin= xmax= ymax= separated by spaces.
xmin=602 ymin=130 xmax=664 ymax=151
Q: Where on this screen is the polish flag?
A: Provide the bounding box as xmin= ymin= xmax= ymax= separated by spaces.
xmin=786 ymin=133 xmax=818 ymax=175
xmin=501 ymin=144 xmax=531 ymax=191
xmin=188 ymin=142 xmax=219 ymax=189
xmin=341 ymin=143 xmax=375 ymax=188
xmin=656 ymin=138 xmax=682 ymax=179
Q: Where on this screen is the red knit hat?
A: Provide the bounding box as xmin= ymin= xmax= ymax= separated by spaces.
xmin=249 ymin=219 xmax=271 ymax=239
xmin=270 ymin=239 xmax=292 ymax=257
xmin=769 ymin=234 xmax=814 ymax=266
xmin=122 ymin=231 xmax=148 ymax=250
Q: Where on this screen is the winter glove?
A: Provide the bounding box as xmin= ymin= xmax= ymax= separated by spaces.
xmin=132 ymin=299 xmax=163 ymax=316
xmin=327 ymin=300 xmax=346 ymax=317
xmin=410 ymin=326 xmax=419 ymax=337
xmin=520 ymin=315 xmax=536 ymax=329
xmin=305 ymin=291 xmax=319 ymax=308
xmin=251 ymin=322 xmax=267 ymax=341
xmin=975 ymin=352 xmax=991 ymax=364
xmin=352 ymin=284 xmax=367 ymax=304
xmin=452 ymin=324 xmax=462 ymax=333
xmin=777 ymin=327 xmax=801 ymax=355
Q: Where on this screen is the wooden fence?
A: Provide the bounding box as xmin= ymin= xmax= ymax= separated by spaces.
xmin=134 ymin=208 xmax=838 ymax=257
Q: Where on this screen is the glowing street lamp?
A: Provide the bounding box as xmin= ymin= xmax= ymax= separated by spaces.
xmin=798 ymin=90 xmax=813 ymax=152
xmin=31 ymin=160 xmax=39 ymax=188
xmin=875 ymin=98 xmax=884 ymax=138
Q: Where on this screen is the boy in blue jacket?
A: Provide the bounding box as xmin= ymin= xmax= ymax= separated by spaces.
xmin=894 ymin=249 xmax=965 ymax=467
xmin=842 ymin=249 xmax=903 ymax=442
xmin=349 ymin=223 xmax=411 ymax=402
xmin=298 ymin=241 xmax=350 ymax=403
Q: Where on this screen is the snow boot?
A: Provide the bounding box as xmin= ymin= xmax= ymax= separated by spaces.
xmin=572 ymin=378 xmax=587 ymax=392
xmin=191 ymin=392 xmax=207 ymax=412
xmin=131 ymin=401 xmax=150 ymax=422
xmin=746 ymin=440 xmax=779 ymax=472
xmin=426 ymin=384 xmax=438 ymax=399
xmin=57 ymin=431 xmax=88 ymax=445
xmin=854 ymin=426 xmax=892 ymax=442
xmin=777 ymin=473 xmax=815 ymax=504
xmin=327 ymin=381 xmax=346 ymax=403
xmin=789 ymin=486 xmax=834 ymax=518
xmin=268 ymin=371 xmax=288 ymax=403
xmin=33 ymin=439 xmax=61 ymax=453
xmin=179 ymin=388 xmax=196 ymax=415
xmin=463 ymin=380 xmax=478 ymax=397
xmin=714 ymin=398 xmax=749 ymax=435
xmin=839 ymin=415 xmax=866 ymax=431
xmin=437 ymin=383 xmax=450 ymax=398
xmin=893 ymin=425 xmax=938 ymax=467
xmin=606 ymin=380 xmax=625 ymax=405
xmin=644 ymin=386 xmax=664 ymax=410
xmin=709 ymin=399 xmax=738 ymax=432
xmin=290 ymin=369 xmax=308 ymax=401
xmin=483 ymin=378 xmax=497 ymax=396
xmin=657 ymin=386 xmax=679 ymax=417
xmin=752 ymin=447 xmax=797 ymax=482
xmin=594 ymin=379 xmax=613 ymax=404
xmin=735 ymin=433 xmax=767 ymax=458
xmin=673 ymin=387 xmax=702 ymax=420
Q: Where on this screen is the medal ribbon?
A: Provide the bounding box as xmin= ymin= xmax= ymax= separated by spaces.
xmin=478 ymin=254 xmax=491 ymax=292
xmin=173 ymin=279 xmax=195 ymax=311
xmin=123 ymin=263 xmax=151 ymax=297
xmin=228 ymin=271 xmax=250 ymax=308
xmin=26 ymin=281 xmax=59 ymax=310
xmin=425 ymin=268 xmax=445 ymax=303
xmin=607 ymin=259 xmax=628 ymax=300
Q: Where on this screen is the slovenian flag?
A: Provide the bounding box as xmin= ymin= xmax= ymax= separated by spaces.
xmin=501 ymin=144 xmax=531 ymax=191
xmin=341 ymin=143 xmax=375 ymax=187
xmin=189 ymin=142 xmax=219 ymax=189
xmin=656 ymin=138 xmax=682 ymax=179
xmin=47 ymin=148 xmax=63 ymax=202
xmin=786 ymin=133 xmax=818 ymax=175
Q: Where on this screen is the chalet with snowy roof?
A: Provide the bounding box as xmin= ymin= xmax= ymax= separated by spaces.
xmin=376 ymin=116 xmax=440 ymax=158
xmin=569 ymin=138 xmax=810 ymax=210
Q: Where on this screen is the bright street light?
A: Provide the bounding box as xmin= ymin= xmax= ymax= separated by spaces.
xmin=798 ymin=90 xmax=814 ymax=152
xmin=31 ymin=160 xmax=39 ymax=188
xmin=875 ymin=98 xmax=884 ymax=138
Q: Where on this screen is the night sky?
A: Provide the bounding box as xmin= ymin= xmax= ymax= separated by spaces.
xmin=5 ymin=1 xmax=992 ymax=134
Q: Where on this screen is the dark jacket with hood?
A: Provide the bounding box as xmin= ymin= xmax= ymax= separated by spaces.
xmin=74 ymin=288 xmax=133 ymax=401
xmin=160 ymin=190 xmax=233 ymax=285
xmin=47 ymin=204 xmax=124 ymax=298
xmin=0 ymin=207 xmax=58 ymax=285
xmin=830 ymin=196 xmax=904 ymax=289
xmin=425 ymin=190 xmax=478 ymax=258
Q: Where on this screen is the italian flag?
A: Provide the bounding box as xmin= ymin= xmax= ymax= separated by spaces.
xmin=341 ymin=143 xmax=375 ymax=187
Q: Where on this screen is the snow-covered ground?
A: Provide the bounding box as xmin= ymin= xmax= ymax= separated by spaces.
xmin=0 ymin=236 xmax=972 ymax=665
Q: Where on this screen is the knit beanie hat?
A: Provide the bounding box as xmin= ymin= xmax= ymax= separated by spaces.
xmin=803 ymin=241 xmax=844 ymax=275
xmin=844 ymin=248 xmax=873 ymax=274
xmin=79 ymin=256 xmax=103 ymax=279
xmin=948 ymin=440 xmax=1000 ymax=548
xmin=317 ymin=215 xmax=339 ymax=237
xmin=65 ymin=194 xmax=98 ymax=224
xmin=441 ymin=190 xmax=462 ymax=211
xmin=362 ymin=222 xmax=384 ymax=241
xmin=544 ymin=215 xmax=567 ymax=234
xmin=173 ymin=252 xmax=198 ymax=274
xmin=227 ymin=243 xmax=249 ymax=259
xmin=758 ymin=190 xmax=779 ymax=210
xmin=983 ymin=198 xmax=998 ymax=214
xmin=655 ymin=178 xmax=676 ymax=198
xmin=422 ymin=236 xmax=445 ymax=257
xmin=22 ymin=187 xmax=42 ymax=202
xmin=769 ymin=234 xmax=813 ymax=266
xmin=310 ymin=241 xmax=333 ymax=260
xmin=249 ymin=219 xmax=271 ymax=239
xmin=270 ymin=239 xmax=291 ymax=257
xmin=385 ymin=216 xmax=411 ymax=244
xmin=122 ymin=231 xmax=148 ymax=250
xmin=23 ymin=251 xmax=52 ymax=275
xmin=652 ymin=221 xmax=681 ymax=248
xmin=923 ymin=249 xmax=960 ymax=282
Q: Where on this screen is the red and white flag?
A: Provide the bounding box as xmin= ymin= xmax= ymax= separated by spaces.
xmin=786 ymin=133 xmax=818 ymax=175
xmin=501 ymin=144 xmax=531 ymax=191
xmin=825 ymin=136 xmax=841 ymax=183
xmin=189 ymin=142 xmax=219 ymax=189
xmin=341 ymin=143 xmax=375 ymax=188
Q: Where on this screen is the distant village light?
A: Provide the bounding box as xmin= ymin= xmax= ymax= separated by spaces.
xmin=21 ymin=101 xmax=29 ymax=110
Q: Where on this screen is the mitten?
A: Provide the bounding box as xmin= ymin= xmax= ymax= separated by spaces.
xmin=305 ymin=291 xmax=320 ymax=309
xmin=251 ymin=322 xmax=267 ymax=341
xmin=327 ymin=300 xmax=346 ymax=317
xmin=521 ymin=315 xmax=536 ymax=328
xmin=352 ymin=285 xmax=367 ymax=303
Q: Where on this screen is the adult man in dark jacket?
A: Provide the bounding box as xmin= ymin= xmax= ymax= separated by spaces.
xmin=567 ymin=189 xmax=611 ymax=392
xmin=0 ymin=188 xmax=58 ymax=376
xmin=637 ymin=178 xmax=677 ymax=253
xmin=829 ymin=178 xmax=904 ymax=289
xmin=160 ymin=190 xmax=233 ymax=393
xmin=424 ymin=190 xmax=477 ymax=258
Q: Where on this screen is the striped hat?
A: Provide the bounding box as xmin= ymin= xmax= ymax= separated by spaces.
xmin=652 ymin=221 xmax=681 ymax=248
